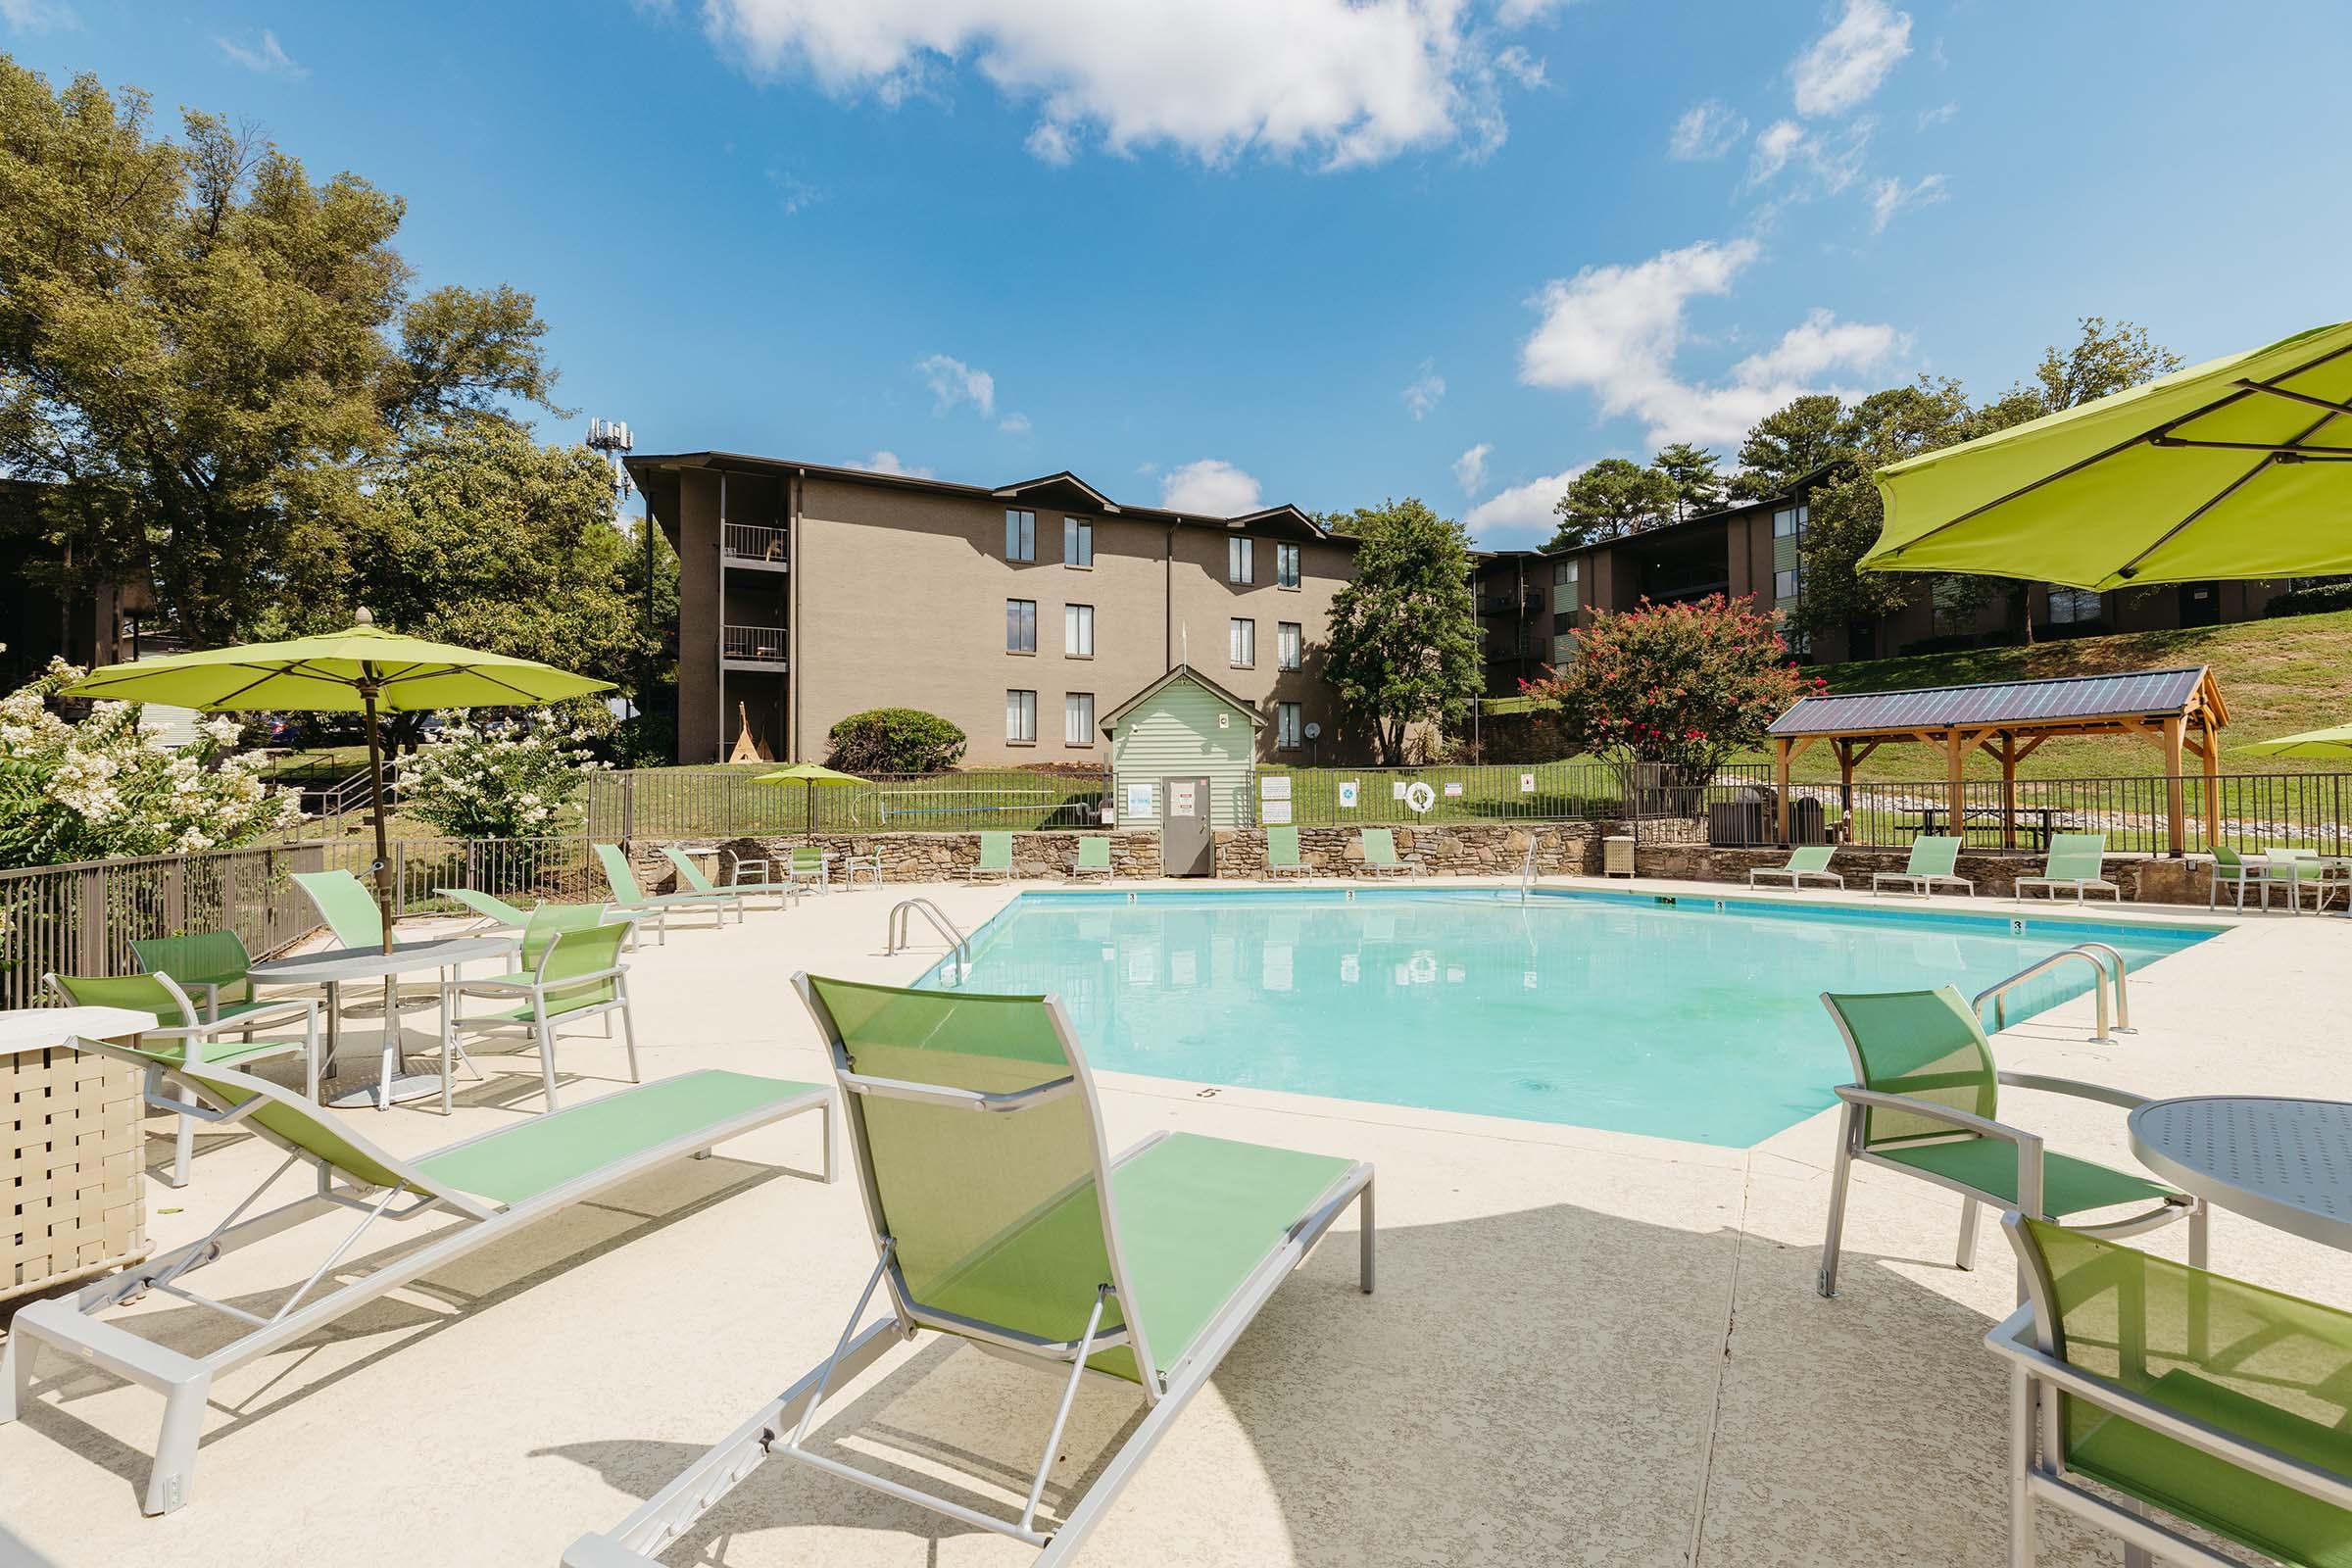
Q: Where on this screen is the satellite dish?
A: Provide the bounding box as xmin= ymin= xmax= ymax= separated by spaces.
xmin=1304 ymin=722 xmax=1322 ymax=740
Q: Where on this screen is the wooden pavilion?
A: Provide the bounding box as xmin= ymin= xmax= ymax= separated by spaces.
xmin=1764 ymin=666 xmax=2230 ymax=855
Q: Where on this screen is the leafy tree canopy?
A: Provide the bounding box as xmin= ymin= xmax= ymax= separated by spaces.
xmin=1322 ymin=497 xmax=1482 ymax=763
xmin=1728 ymin=394 xmax=1853 ymax=500
xmin=1651 ymin=441 xmax=1726 ymax=521
xmin=1549 ymin=458 xmax=1677 ymax=549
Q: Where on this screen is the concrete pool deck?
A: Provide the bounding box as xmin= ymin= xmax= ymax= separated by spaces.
xmin=1 ymin=874 xmax=2339 ymax=1567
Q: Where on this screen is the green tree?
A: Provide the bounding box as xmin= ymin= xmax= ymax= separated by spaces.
xmin=1795 ymin=378 xmax=1985 ymax=640
xmin=0 ymin=61 xmax=559 ymax=642
xmin=1549 ymin=458 xmax=1677 ymax=548
xmin=1728 ymin=394 xmax=1854 ymax=499
xmin=1321 ymin=498 xmax=1482 ymax=763
xmin=1650 ymin=442 xmax=1726 ymax=521
xmin=2035 ymin=317 xmax=2183 ymax=411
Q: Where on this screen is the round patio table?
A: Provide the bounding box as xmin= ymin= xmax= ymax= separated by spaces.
xmin=0 ymin=1005 xmax=159 ymax=1052
xmin=2129 ymin=1096 xmax=2352 ymax=1250
xmin=250 ymin=936 xmax=514 ymax=1111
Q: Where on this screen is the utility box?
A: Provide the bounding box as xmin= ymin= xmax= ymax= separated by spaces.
xmin=1603 ymin=835 xmax=1635 ymax=877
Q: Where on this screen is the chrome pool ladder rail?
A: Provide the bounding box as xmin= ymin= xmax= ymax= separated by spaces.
xmin=1518 ymin=835 xmax=1540 ymax=905
xmin=1973 ymin=945 xmax=2124 ymax=1044
xmin=2070 ymin=941 xmax=2133 ymax=1032
xmin=887 ymin=898 xmax=971 ymax=980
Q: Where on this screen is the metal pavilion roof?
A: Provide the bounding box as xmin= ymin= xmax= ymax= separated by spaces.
xmin=1766 ymin=665 xmax=2219 ymax=738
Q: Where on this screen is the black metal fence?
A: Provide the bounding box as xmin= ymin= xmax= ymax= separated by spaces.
xmin=1251 ymin=760 xmax=1776 ymax=827
xmin=1777 ymin=772 xmax=2352 ymax=856
xmin=584 ymin=767 xmax=1112 ymax=841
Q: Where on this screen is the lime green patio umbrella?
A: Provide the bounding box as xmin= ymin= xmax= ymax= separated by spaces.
xmin=2236 ymin=723 xmax=2352 ymax=760
xmin=753 ymin=760 xmax=867 ymax=834
xmin=1864 ymin=320 xmax=2352 ymax=589
xmin=62 ymin=612 xmax=612 ymax=950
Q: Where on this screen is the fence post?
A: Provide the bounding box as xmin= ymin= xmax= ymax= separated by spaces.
xmin=394 ymin=840 xmax=409 ymax=920
xmin=75 ymin=864 xmax=105 ymax=974
xmin=621 ymin=770 xmax=636 ymax=846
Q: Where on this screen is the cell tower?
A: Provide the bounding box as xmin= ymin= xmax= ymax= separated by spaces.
xmin=586 ymin=416 xmax=635 ymax=512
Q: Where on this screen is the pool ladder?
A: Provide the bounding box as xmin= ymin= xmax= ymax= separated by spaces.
xmin=1518 ymin=835 xmax=1541 ymax=905
xmin=1972 ymin=941 xmax=2134 ymax=1044
xmin=887 ymin=898 xmax=971 ymax=981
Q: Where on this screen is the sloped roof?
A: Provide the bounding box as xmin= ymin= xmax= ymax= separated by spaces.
xmin=1100 ymin=664 xmax=1266 ymax=732
xmin=1767 ymin=665 xmax=2223 ymax=738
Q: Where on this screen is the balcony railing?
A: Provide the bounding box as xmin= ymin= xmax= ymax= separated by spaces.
xmin=722 ymin=624 xmax=788 ymax=662
xmin=722 ymin=522 xmax=789 ymax=565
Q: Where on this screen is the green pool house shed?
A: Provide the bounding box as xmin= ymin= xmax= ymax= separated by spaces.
xmin=1102 ymin=665 xmax=1262 ymax=875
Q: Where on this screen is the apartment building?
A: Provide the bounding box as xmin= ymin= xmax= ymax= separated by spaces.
xmin=1473 ymin=476 xmax=2296 ymax=693
xmin=626 ymin=453 xmax=1358 ymax=766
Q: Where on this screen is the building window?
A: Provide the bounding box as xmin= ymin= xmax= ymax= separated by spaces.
xmin=2048 ymin=586 xmax=2101 ymax=624
xmin=1277 ymin=620 xmax=1301 ymax=671
xmin=1229 ymin=536 xmax=1254 ymax=584
xmin=1772 ymin=505 xmax=1809 ymax=539
xmin=1229 ymin=617 xmax=1255 ymax=667
xmin=1063 ymin=516 xmax=1093 ymax=567
xmin=1553 ymin=557 xmax=1579 ymax=589
xmin=1064 ymin=692 xmax=1095 ymax=745
xmin=1005 ymin=509 xmax=1036 ymax=562
xmin=1005 ymin=689 xmax=1037 ymax=744
xmin=1005 ymin=599 xmax=1037 ymax=653
xmin=1064 ymin=603 xmax=1095 ymax=657
xmin=1774 ymin=568 xmax=1800 ymax=601
xmin=1550 ymin=632 xmax=1576 ymax=666
xmin=1276 ymin=541 xmax=1300 ymax=589
xmin=1277 ymin=702 xmax=1301 ymax=750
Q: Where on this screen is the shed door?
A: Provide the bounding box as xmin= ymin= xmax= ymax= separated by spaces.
xmin=1162 ymin=775 xmax=1213 ymax=877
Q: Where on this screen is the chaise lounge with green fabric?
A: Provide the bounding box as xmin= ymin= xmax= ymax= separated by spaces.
xmin=1265 ymin=823 xmax=1312 ymax=876
xmin=1749 ymin=845 xmax=1842 ymax=890
xmin=593 ymin=843 xmax=738 ymax=943
xmin=1069 ymin=835 xmax=1113 ymax=880
xmin=1871 ymin=834 xmax=1974 ymax=898
xmin=563 ymin=974 xmax=1375 ymax=1568
xmin=1988 ymin=1213 xmax=2352 ymax=1567
xmin=1358 ymin=826 xmax=1411 ymax=876
xmin=2013 ymin=832 xmax=2121 ymax=903
xmin=0 ymin=1041 xmax=832 ymax=1517
xmin=1815 ymin=986 xmax=2202 ymax=1298
xmin=660 ymin=845 xmax=796 ymax=912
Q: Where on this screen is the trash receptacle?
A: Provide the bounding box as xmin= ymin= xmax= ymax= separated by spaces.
xmin=1603 ymin=835 xmax=1635 ymax=877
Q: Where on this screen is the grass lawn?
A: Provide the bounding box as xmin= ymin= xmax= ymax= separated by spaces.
xmin=590 ymin=763 xmax=1109 ymax=837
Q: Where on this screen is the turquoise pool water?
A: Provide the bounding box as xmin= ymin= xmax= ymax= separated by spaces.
xmin=920 ymin=889 xmax=2216 ymax=1147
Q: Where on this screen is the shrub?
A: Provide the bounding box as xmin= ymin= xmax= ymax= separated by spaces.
xmin=398 ymin=710 xmax=608 ymax=839
xmin=2265 ymin=581 xmax=2352 ymax=619
xmin=826 ymin=708 xmax=966 ymax=774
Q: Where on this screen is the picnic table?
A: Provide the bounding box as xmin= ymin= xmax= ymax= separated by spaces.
xmin=1901 ymin=804 xmax=2062 ymax=850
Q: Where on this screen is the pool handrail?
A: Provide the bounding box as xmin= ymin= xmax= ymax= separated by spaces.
xmin=1973 ymin=948 xmax=2113 ymax=1044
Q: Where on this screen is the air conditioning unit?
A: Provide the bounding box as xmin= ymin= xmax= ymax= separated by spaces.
xmin=1603 ymin=835 xmax=1635 ymax=877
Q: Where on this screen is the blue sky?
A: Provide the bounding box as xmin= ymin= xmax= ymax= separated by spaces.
xmin=4 ymin=0 xmax=2346 ymax=546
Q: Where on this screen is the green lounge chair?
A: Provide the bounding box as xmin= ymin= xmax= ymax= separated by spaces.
xmin=661 ymin=845 xmax=795 ymax=911
xmin=435 ymin=886 xmax=535 ymax=935
xmin=2014 ymin=832 xmax=2121 ymax=903
xmin=966 ymin=830 xmax=1014 ymax=880
xmin=1815 ymin=987 xmax=2201 ymax=1298
xmin=129 ymin=929 xmax=313 ymax=1030
xmin=564 ymin=975 xmax=1374 ymax=1568
xmin=0 ymin=1046 xmax=832 ymax=1516
xmin=1265 ymin=823 xmax=1312 ymax=877
xmin=446 ymin=906 xmax=637 ymax=1112
xmin=1070 ymin=834 xmax=1113 ymax=879
xmin=2261 ymin=844 xmax=2341 ymax=913
xmin=1871 ymin=834 xmax=1973 ymax=897
xmin=1749 ymin=845 xmax=1842 ymax=890
xmin=2208 ymin=845 xmax=2274 ymax=910
xmin=1989 ymin=1213 xmax=2352 ymax=1567
xmin=43 ymin=970 xmax=320 ymax=1189
xmin=593 ymin=843 xmax=737 ymax=943
xmin=292 ymin=868 xmax=399 ymax=948
xmin=1358 ymin=827 xmax=1410 ymax=876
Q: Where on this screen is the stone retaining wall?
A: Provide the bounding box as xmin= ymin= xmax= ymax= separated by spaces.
xmin=1207 ymin=820 xmax=1703 ymax=878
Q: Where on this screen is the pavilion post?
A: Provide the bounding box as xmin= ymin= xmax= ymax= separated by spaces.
xmin=1836 ymin=742 xmax=1855 ymax=836
xmin=2199 ymin=724 xmax=2221 ymax=855
xmin=2161 ymin=715 xmax=2187 ymax=857
xmin=1774 ymin=737 xmax=1792 ymax=845
xmin=1945 ymin=729 xmax=1967 ymax=845
xmin=1998 ymin=735 xmax=2018 ymax=850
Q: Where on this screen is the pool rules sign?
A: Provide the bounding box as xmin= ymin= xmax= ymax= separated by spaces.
xmin=1259 ymin=773 xmax=1293 ymax=825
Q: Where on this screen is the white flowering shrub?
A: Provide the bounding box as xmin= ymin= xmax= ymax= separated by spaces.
xmin=0 ymin=657 xmax=303 ymax=869
xmin=397 ymin=710 xmax=607 ymax=840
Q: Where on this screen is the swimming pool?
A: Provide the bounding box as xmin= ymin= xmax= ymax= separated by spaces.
xmin=918 ymin=889 xmax=2217 ymax=1147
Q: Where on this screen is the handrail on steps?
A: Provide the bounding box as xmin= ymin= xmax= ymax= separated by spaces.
xmin=888 ymin=898 xmax=971 ymax=981
xmin=1973 ymin=946 xmax=2123 ymax=1044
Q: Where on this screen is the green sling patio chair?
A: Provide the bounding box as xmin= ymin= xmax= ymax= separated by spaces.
xmin=1988 ymin=1213 xmax=2352 ymax=1567
xmin=660 ymin=845 xmax=796 ymax=911
xmin=593 ymin=843 xmax=737 ymax=944
xmin=2262 ymin=845 xmax=2341 ymax=914
xmin=1815 ymin=987 xmax=2202 ymax=1298
xmin=292 ymin=868 xmax=398 ymax=948
xmin=446 ymin=906 xmax=638 ymax=1113
xmin=965 ymin=830 xmax=1014 ymax=881
xmin=43 ymin=970 xmax=320 ymax=1189
xmin=1070 ymin=835 xmax=1113 ymax=879
xmin=563 ymin=974 xmax=1374 ymax=1568
xmin=0 ymin=1046 xmax=832 ymax=1517
xmin=434 ymin=886 xmax=535 ymax=935
xmin=1749 ymin=845 xmax=1842 ymax=890
xmin=2015 ymin=833 xmax=2122 ymax=904
xmin=2208 ymin=845 xmax=2276 ymax=911
xmin=129 ymin=929 xmax=314 ymax=1031
xmin=782 ymin=845 xmax=834 ymax=894
xmin=1265 ymin=823 xmax=1312 ymax=877
xmin=1871 ymin=834 xmax=1974 ymax=898
xmin=1359 ymin=827 xmax=1410 ymax=876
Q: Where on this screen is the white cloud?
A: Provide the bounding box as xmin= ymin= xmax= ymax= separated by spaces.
xmin=1669 ymin=99 xmax=1745 ymax=161
xmin=0 ymin=0 xmax=75 ymax=29
xmin=1492 ymin=45 xmax=1545 ymax=90
xmin=1866 ymin=172 xmax=1947 ymax=232
xmin=216 ymin=28 xmax=308 ymax=77
xmin=1748 ymin=119 xmax=1805 ymax=183
xmin=1517 ymin=238 xmax=1903 ymax=449
xmin=1159 ymin=459 xmax=1261 ymax=515
xmin=1024 ymin=122 xmax=1075 ymax=165
xmin=693 ymin=0 xmax=1540 ymax=170
xmin=1747 ymin=115 xmax=1872 ymax=195
xmin=1790 ymin=0 xmax=1911 ymax=118
xmin=914 ymin=353 xmax=996 ymax=417
xmin=849 ymin=449 xmax=936 ymax=478
xmin=1917 ymin=101 xmax=1957 ymax=129
xmin=1494 ymin=0 xmax=1573 ymax=23
xmin=998 ymin=412 xmax=1032 ymax=433
xmin=1463 ymin=465 xmax=1588 ymax=545
xmin=1452 ymin=442 xmax=1493 ymax=494
xmin=765 ymin=169 xmax=823 ymax=214
xmin=1401 ymin=359 xmax=1446 ymax=420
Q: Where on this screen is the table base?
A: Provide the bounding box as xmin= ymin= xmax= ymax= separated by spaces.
xmin=327 ymin=1074 xmax=447 ymax=1110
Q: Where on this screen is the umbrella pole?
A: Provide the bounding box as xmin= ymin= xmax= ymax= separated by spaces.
xmin=362 ymin=683 xmax=395 ymax=955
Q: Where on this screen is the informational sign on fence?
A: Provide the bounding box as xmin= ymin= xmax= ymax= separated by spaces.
xmin=1443 ymin=782 xmax=1464 ymax=799
xmin=1392 ymin=780 xmax=1409 ymax=801
xmin=1521 ymin=773 xmax=1537 ymax=793
xmin=1337 ymin=781 xmax=1359 ymax=808
xmin=1260 ymin=800 xmax=1293 ymax=825
xmin=1259 ymin=775 xmax=1292 ymax=801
